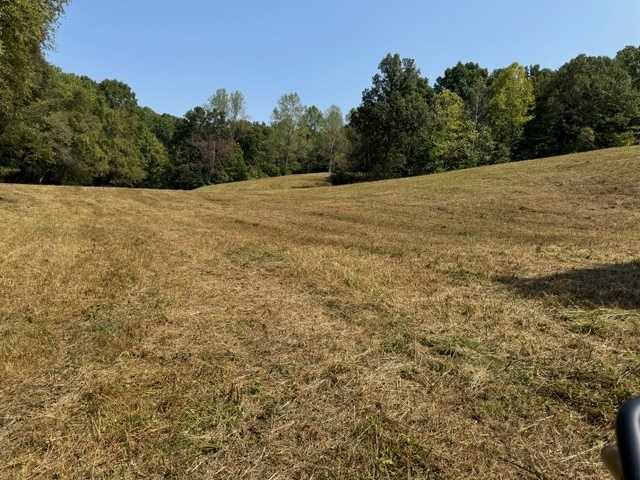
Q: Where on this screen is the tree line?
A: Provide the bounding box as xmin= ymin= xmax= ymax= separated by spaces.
xmin=334 ymin=50 xmax=640 ymax=182
xmin=0 ymin=1 xmax=347 ymax=188
xmin=0 ymin=62 xmax=348 ymax=188
xmin=1 ymin=1 xmax=639 ymax=188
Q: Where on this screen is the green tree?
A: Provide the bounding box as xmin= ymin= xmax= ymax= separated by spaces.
xmin=0 ymin=0 xmax=69 ymax=119
xmin=207 ymin=88 xmax=230 ymax=117
xmin=206 ymin=88 xmax=248 ymax=139
xmin=135 ymin=126 xmax=169 ymax=188
xmin=235 ymin=120 xmax=278 ymax=177
xmin=0 ymin=69 xmax=107 ymax=184
xmin=524 ymin=54 xmax=640 ymax=157
xmin=270 ymin=92 xmax=307 ymax=174
xmin=426 ymin=90 xmax=478 ymax=171
xmin=488 ymin=62 xmax=534 ymax=160
xmin=0 ymin=66 xmax=173 ymax=187
xmin=346 ymin=53 xmax=432 ymax=180
xmin=321 ymin=105 xmax=346 ymax=173
xmin=170 ymin=106 xmax=245 ymax=188
xmin=138 ymin=107 xmax=179 ymax=150
xmin=616 ymin=46 xmax=640 ymax=92
xmin=299 ymin=105 xmax=325 ymax=172
xmin=99 ymin=79 xmax=138 ymax=111
xmin=435 ymin=62 xmax=489 ymax=107
xmin=229 ymin=90 xmax=248 ymax=124
xmin=434 ymin=61 xmax=494 ymax=163
xmin=519 ymin=66 xmax=556 ymax=159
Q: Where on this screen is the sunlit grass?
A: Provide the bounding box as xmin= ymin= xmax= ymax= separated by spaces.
xmin=1 ymin=146 xmax=639 ymax=478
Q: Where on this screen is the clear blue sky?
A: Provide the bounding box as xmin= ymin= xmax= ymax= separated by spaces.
xmin=46 ymin=0 xmax=640 ymax=122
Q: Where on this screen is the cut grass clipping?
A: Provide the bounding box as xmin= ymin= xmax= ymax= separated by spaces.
xmin=1 ymin=146 xmax=640 ymax=478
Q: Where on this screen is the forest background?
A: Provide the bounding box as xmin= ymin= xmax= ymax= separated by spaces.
xmin=1 ymin=1 xmax=640 ymax=188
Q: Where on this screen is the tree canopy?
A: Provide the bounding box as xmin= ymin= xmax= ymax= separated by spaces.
xmin=0 ymin=0 xmax=69 ymax=116
xmin=522 ymin=54 xmax=640 ymax=158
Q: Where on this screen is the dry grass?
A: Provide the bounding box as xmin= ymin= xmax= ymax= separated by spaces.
xmin=1 ymin=146 xmax=640 ymax=478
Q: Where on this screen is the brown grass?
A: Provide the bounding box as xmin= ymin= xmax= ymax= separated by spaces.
xmin=1 ymin=146 xmax=640 ymax=478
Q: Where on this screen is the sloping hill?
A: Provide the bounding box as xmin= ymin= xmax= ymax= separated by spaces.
xmin=1 ymin=147 xmax=639 ymax=478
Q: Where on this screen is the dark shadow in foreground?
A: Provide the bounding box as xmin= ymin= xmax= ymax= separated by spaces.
xmin=497 ymin=261 xmax=640 ymax=309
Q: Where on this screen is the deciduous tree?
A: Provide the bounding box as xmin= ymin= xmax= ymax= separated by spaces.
xmin=206 ymin=88 xmax=248 ymax=139
xmin=346 ymin=54 xmax=432 ymax=179
xmin=270 ymin=92 xmax=307 ymax=173
xmin=616 ymin=46 xmax=640 ymax=91
xmin=99 ymin=79 xmax=138 ymax=111
xmin=0 ymin=0 xmax=69 ymax=117
xmin=427 ymin=90 xmax=477 ymax=171
xmin=488 ymin=62 xmax=534 ymax=160
xmin=435 ymin=62 xmax=489 ymax=107
xmin=322 ymin=105 xmax=346 ymax=173
xmin=524 ymin=55 xmax=640 ymax=157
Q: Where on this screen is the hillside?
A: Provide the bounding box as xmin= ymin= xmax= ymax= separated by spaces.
xmin=1 ymin=147 xmax=639 ymax=479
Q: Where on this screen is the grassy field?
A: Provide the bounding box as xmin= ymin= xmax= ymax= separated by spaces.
xmin=1 ymin=147 xmax=639 ymax=479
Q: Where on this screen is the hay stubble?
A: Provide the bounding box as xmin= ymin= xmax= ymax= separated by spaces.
xmin=1 ymin=147 xmax=640 ymax=478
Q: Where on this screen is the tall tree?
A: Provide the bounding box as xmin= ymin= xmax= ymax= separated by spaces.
xmin=346 ymin=53 xmax=432 ymax=179
xmin=518 ymin=66 xmax=556 ymax=159
xmin=0 ymin=0 xmax=69 ymax=118
xmin=235 ymin=120 xmax=278 ymax=177
xmin=616 ymin=46 xmax=640 ymax=91
xmin=0 ymin=67 xmax=169 ymax=187
xmin=207 ymin=88 xmax=230 ymax=117
xmin=270 ymin=92 xmax=307 ymax=173
xmin=525 ymin=55 xmax=640 ymax=157
xmin=138 ymin=107 xmax=179 ymax=150
xmin=435 ymin=62 xmax=489 ymax=104
xmin=434 ymin=61 xmax=493 ymax=162
xmin=298 ymin=105 xmax=325 ymax=172
xmin=169 ymin=106 xmax=244 ymax=188
xmin=206 ymin=88 xmax=248 ymax=139
xmin=302 ymin=105 xmax=324 ymax=133
xmin=228 ymin=90 xmax=248 ymax=124
xmin=322 ymin=105 xmax=346 ymax=173
xmin=488 ymin=62 xmax=534 ymax=160
xmin=99 ymin=79 xmax=138 ymax=111
xmin=427 ymin=90 xmax=479 ymax=172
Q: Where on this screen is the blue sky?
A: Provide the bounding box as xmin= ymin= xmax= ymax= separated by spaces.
xmin=46 ymin=1 xmax=640 ymax=122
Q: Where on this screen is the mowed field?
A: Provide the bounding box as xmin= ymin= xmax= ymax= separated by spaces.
xmin=1 ymin=147 xmax=640 ymax=479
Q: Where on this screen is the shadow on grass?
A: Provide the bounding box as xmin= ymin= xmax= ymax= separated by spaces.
xmin=498 ymin=260 xmax=640 ymax=309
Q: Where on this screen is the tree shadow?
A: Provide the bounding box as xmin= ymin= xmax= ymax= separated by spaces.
xmin=497 ymin=260 xmax=640 ymax=309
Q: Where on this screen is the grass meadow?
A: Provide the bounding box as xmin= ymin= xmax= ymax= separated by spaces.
xmin=1 ymin=147 xmax=640 ymax=478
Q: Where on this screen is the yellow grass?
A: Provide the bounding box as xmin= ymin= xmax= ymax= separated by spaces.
xmin=1 ymin=146 xmax=639 ymax=478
